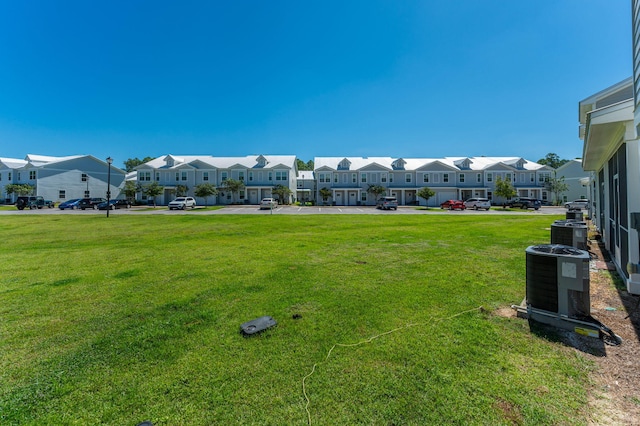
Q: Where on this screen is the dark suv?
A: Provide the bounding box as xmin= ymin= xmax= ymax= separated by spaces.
xmin=507 ymin=197 xmax=541 ymax=210
xmin=16 ymin=196 xmax=51 ymax=210
xmin=79 ymin=197 xmax=107 ymax=210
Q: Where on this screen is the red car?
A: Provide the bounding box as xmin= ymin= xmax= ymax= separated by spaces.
xmin=440 ymin=199 xmax=465 ymax=210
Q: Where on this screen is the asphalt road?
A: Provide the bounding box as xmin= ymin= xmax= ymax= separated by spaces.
xmin=1 ymin=205 xmax=570 ymax=216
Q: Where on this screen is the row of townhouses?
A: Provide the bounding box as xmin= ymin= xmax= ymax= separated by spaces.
xmin=1 ymin=153 xmax=589 ymax=207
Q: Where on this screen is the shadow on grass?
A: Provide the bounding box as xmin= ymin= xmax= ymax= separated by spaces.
xmin=527 ymin=319 xmax=607 ymax=357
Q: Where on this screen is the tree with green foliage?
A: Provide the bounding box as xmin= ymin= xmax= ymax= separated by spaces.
xmin=319 ymin=187 xmax=332 ymax=205
xmin=367 ymin=184 xmax=387 ymax=203
xmin=141 ymin=182 xmax=163 ymax=207
xmin=123 ymin=157 xmax=155 ymax=173
xmin=220 ymin=178 xmax=245 ymax=204
xmin=272 ymin=184 xmax=293 ymax=205
xmin=194 ymin=183 xmax=218 ymax=207
xmin=494 ymin=176 xmax=517 ymax=207
xmin=537 ymin=153 xmax=569 ymax=169
xmin=417 ymin=187 xmax=436 ymax=207
xmin=122 ymin=181 xmax=138 ymax=201
xmin=296 ymin=159 xmax=315 ymax=171
xmin=4 ymin=184 xmax=35 ymax=196
xmin=545 ymin=173 xmax=570 ymax=205
xmin=175 ymin=185 xmax=189 ymax=197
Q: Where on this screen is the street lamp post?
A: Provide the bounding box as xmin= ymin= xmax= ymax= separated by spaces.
xmin=106 ymin=157 xmax=112 ymax=218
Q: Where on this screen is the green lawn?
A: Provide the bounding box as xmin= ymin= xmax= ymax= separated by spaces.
xmin=0 ymin=214 xmax=593 ymax=425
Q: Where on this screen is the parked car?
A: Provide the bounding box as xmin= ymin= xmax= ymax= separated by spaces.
xmin=463 ymin=197 xmax=491 ymax=211
xmin=79 ymin=197 xmax=107 ymax=210
xmin=259 ymin=197 xmax=278 ymax=210
xmin=440 ymin=199 xmax=465 ymax=210
xmin=97 ymin=199 xmax=132 ymax=210
xmin=15 ymin=196 xmax=48 ymax=210
xmin=58 ymin=198 xmax=82 ymax=210
xmin=564 ymin=199 xmax=589 ymax=210
xmin=507 ymin=197 xmax=541 ymax=210
xmin=376 ymin=196 xmax=398 ymax=210
xmin=168 ymin=197 xmax=196 ymax=210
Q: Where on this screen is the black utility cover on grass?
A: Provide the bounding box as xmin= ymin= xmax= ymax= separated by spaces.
xmin=240 ymin=316 xmax=277 ymax=336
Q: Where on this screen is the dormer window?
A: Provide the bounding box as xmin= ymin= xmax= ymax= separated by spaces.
xmin=391 ymin=158 xmax=406 ymax=170
xmin=256 ymin=155 xmax=267 ymax=167
xmin=338 ymin=159 xmax=351 ymax=170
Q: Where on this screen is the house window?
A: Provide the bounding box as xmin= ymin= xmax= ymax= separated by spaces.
xmin=248 ymin=172 xmax=253 ymax=182
xmin=423 ymin=174 xmax=430 ymax=183
xmin=459 ymin=173 xmax=465 ymax=183
xmin=405 ymin=173 xmax=411 ymax=183
xmin=181 ymin=171 xmax=188 ymax=181
xmin=221 ymin=172 xmax=228 ymax=181
xmin=8 ymin=172 xmax=11 ymax=180
xmin=84 ymin=190 xmax=90 ymax=197
xmin=506 ymin=174 xmax=511 ymax=182
xmin=268 ymin=172 xmax=273 ymax=181
xmin=239 ymin=190 xmax=245 ymax=200
xmin=175 ymin=172 xmax=180 ymax=181
xmin=443 ymin=173 xmax=449 ymax=183
xmin=156 ymin=172 xmax=160 ymax=181
xmin=381 ymin=174 xmax=387 ymax=183
xmin=530 ymin=173 xmax=534 ymax=183
xmin=28 ymin=170 xmax=36 ymax=180
xmin=59 ymin=190 xmax=66 ymax=199
xmin=361 ymin=192 xmax=367 ymax=201
xmin=334 ymin=174 xmax=338 ymax=183
xmin=476 ymin=173 xmax=481 ymax=183
xmin=352 ymin=173 xmax=357 ymax=183
xmin=139 ymin=171 xmax=151 ymax=181
xmin=275 ymin=171 xmax=287 ymax=181
xmin=203 ymin=172 xmax=209 ymax=181
xmin=538 ymin=173 xmax=550 ymax=183
xmin=487 ymin=173 xmax=493 ymax=182
xmin=361 ymin=173 xmax=367 ymax=183
xmin=81 ymin=173 xmax=88 ymax=182
xmin=389 ymin=174 xmax=394 ymax=183
xmin=239 ymin=171 xmax=245 ymax=181
xmin=297 ymin=180 xmax=303 ymax=188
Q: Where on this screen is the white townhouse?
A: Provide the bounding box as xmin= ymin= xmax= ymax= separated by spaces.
xmin=134 ymin=154 xmax=298 ymax=206
xmin=313 ymin=156 xmax=553 ymax=207
xmin=579 ymin=77 xmax=640 ymax=295
xmin=554 ymin=159 xmax=590 ymax=205
xmin=0 ymin=157 xmax=27 ymax=203
xmin=0 ymin=154 xmax=125 ymax=203
xmin=296 ymin=170 xmax=316 ymax=204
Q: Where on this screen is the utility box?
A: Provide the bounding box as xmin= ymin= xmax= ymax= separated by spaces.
xmin=551 ymin=220 xmax=588 ymax=250
xmin=526 ymin=244 xmax=590 ymax=321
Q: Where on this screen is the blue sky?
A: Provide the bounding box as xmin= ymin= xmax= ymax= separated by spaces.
xmin=0 ymin=1 xmax=631 ymax=169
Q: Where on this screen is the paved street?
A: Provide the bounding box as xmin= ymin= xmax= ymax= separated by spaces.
xmin=0 ymin=205 xmax=570 ymax=216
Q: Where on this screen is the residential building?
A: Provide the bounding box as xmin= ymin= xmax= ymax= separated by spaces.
xmin=296 ymin=170 xmax=316 ymax=203
xmin=134 ymin=154 xmax=298 ymax=205
xmin=554 ymin=159 xmax=591 ymax=204
xmin=579 ymin=76 xmax=640 ymax=295
xmin=1 ymin=154 xmax=125 ymax=203
xmin=313 ymin=156 xmax=553 ymax=206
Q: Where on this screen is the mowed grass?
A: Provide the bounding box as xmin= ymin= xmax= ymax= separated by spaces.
xmin=0 ymin=214 xmax=593 ymax=425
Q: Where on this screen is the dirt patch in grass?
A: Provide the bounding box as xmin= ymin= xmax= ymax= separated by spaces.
xmin=583 ymin=240 xmax=640 ymax=425
xmin=495 ymin=236 xmax=640 ymax=425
